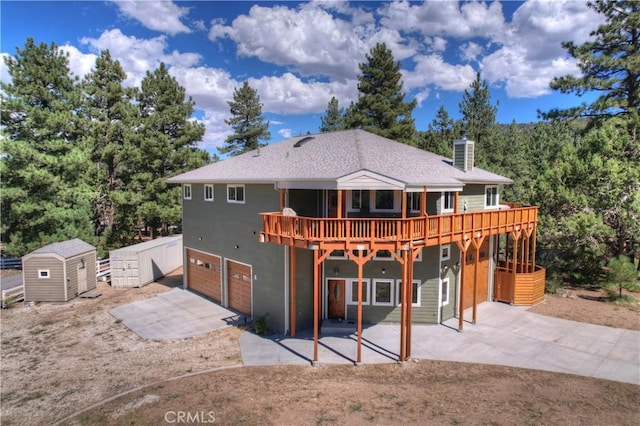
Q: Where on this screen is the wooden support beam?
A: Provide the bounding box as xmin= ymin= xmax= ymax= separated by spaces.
xmin=454 ymin=191 xmax=459 ymax=214
xmin=532 ymin=225 xmax=537 ymax=270
xmin=345 ymin=249 xmax=375 ymax=364
xmin=290 ymin=245 xmax=296 ymax=337
xmin=280 ymin=189 xmax=286 ymax=211
xmin=421 ymin=187 xmax=427 ymax=216
xmin=402 ymin=192 xmax=407 ymax=219
xmin=511 ymin=231 xmax=520 ymax=303
xmin=313 ymin=249 xmax=319 ymax=364
xmin=456 ymin=239 xmax=470 ymax=331
xmin=400 ymin=249 xmax=408 ymax=361
xmin=337 ymin=190 xmax=343 ymax=219
xmin=471 ymin=236 xmax=485 ymax=324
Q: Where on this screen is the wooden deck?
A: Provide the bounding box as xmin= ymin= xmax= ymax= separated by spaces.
xmin=260 ymin=204 xmax=538 ymax=250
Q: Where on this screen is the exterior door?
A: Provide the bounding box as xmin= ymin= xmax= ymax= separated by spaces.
xmin=77 ymin=262 xmax=88 ymax=294
xmin=227 ymin=260 xmax=252 ymax=316
xmin=327 ymin=279 xmax=345 ymax=319
xmin=462 ymin=239 xmax=490 ymax=310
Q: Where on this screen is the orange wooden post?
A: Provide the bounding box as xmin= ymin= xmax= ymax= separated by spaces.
xmin=511 ymin=231 xmax=520 ymax=304
xmin=402 ymin=192 xmax=407 ymax=219
xmin=357 ymin=252 xmax=364 ymax=364
xmin=290 ymin=245 xmax=296 ymax=337
xmin=456 ymin=239 xmax=470 ymax=331
xmin=312 ymin=248 xmax=319 ymax=364
xmin=399 ymin=250 xmax=408 ymax=361
xmin=337 ymin=190 xmax=343 ymax=219
xmin=280 ymin=189 xmax=286 ymax=211
xmin=532 ymin=225 xmax=537 ymax=270
xmin=472 ymin=236 xmax=484 ymax=324
xmin=454 ymin=191 xmax=459 ymax=214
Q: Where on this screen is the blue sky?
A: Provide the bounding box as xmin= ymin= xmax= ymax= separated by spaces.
xmin=1 ymin=1 xmax=602 ymax=153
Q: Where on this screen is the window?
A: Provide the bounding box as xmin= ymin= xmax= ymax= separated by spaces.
xmin=38 ymin=269 xmax=50 ymax=279
xmin=373 ymin=279 xmax=394 ymax=306
xmin=350 ymin=190 xmax=362 ymax=210
xmin=227 ymin=184 xmax=245 ymax=203
xmin=441 ymin=277 xmax=450 ymax=305
xmin=441 ymin=245 xmax=451 ymax=261
xmin=374 ymin=190 xmax=395 ymax=210
xmin=204 ymin=184 xmax=214 ymax=201
xmin=183 ymin=184 xmax=192 ymax=200
xmin=396 ymin=280 xmax=421 ymax=307
xmin=374 ymin=250 xmax=394 ymax=261
xmin=347 ymin=279 xmax=370 ymax=305
xmin=485 ymin=186 xmax=499 ymax=208
xmin=408 ymin=192 xmax=421 ymax=213
xmin=442 ymin=191 xmax=455 ymax=213
xmin=328 ymin=250 xmax=347 ymax=259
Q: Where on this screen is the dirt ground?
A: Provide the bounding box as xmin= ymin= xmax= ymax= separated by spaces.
xmin=1 ymin=270 xmax=639 ymax=425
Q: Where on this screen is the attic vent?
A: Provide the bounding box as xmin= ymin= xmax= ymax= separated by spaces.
xmin=293 ymin=136 xmax=315 ymax=148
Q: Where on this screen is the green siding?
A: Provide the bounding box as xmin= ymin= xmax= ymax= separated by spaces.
xmin=183 ymin=183 xmax=286 ymax=332
xmin=294 ymin=248 xmax=314 ymax=330
xmin=459 ymin=184 xmax=487 ymax=212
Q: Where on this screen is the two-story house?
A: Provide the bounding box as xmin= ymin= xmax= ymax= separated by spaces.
xmin=168 ymin=129 xmax=545 ymax=363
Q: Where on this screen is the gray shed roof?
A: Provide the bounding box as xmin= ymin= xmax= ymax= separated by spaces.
xmin=167 ymin=129 xmax=512 ymax=188
xmin=26 ymin=238 xmax=96 ymax=259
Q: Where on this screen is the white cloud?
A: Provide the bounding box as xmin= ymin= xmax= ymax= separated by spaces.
xmin=403 ymin=54 xmax=476 ymax=92
xmin=0 ymin=53 xmax=13 ymax=84
xmin=112 ymin=0 xmax=191 ymax=35
xmin=379 ymin=0 xmax=506 ymax=39
xmin=278 ymin=128 xmax=293 ymax=139
xmin=80 ymin=29 xmax=201 ymax=87
xmin=209 ymin=3 xmax=371 ymax=81
xmin=249 ymin=72 xmax=356 ymax=115
xmin=481 ymin=0 xmax=604 ymax=98
xmin=59 ymin=45 xmax=98 ymax=79
xmin=459 ymin=42 xmax=483 ymax=62
xmin=169 ymin=65 xmax=237 ymax=112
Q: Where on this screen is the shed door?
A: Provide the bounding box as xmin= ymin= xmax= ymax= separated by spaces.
xmin=462 ymin=239 xmax=490 ymax=310
xmin=186 ymin=249 xmax=222 ymax=303
xmin=77 ymin=262 xmax=88 ymax=294
xmin=227 ymin=260 xmax=252 ymax=316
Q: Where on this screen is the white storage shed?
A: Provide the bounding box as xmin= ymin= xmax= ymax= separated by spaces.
xmin=109 ymin=235 xmax=182 ymax=288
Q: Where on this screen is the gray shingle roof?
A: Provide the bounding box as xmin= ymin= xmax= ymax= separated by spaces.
xmin=28 ymin=238 xmax=96 ymax=259
xmin=167 ymin=129 xmax=512 ymax=187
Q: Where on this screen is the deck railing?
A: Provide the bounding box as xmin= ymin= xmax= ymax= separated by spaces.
xmin=261 ymin=203 xmax=538 ymax=248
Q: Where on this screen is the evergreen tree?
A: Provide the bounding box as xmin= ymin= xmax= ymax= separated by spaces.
xmin=135 ymin=63 xmax=208 ymax=238
xmin=319 ymin=96 xmax=344 ymax=132
xmin=219 ymin=81 xmax=271 ymax=156
xmin=344 ymin=43 xmax=416 ymax=144
xmin=459 ymin=72 xmax=497 ymax=146
xmin=0 ymin=39 xmax=94 ymax=256
xmin=80 ymin=50 xmax=141 ymax=250
xmin=417 ymin=105 xmax=457 ymax=157
xmin=543 ymin=0 xmax=640 ymax=131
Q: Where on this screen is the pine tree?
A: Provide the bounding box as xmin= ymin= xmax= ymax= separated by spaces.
xmin=135 ymin=63 xmax=208 ymax=238
xmin=459 ymin=72 xmax=497 ymax=147
xmin=543 ymin=0 xmax=640 ymax=129
xmin=319 ymin=96 xmax=344 ymax=132
xmin=219 ymin=81 xmax=271 ymax=156
xmin=417 ymin=105 xmax=457 ymax=157
xmin=0 ymin=39 xmax=94 ymax=256
xmin=80 ymin=50 xmax=141 ymax=249
xmin=344 ymin=43 xmax=416 ymax=144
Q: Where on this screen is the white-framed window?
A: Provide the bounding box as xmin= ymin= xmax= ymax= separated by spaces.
xmin=227 ymin=184 xmax=245 ymax=203
xmin=407 ymin=192 xmax=421 ymax=213
xmin=349 ymin=190 xmax=363 ymax=211
xmin=347 ymin=279 xmax=370 ymax=305
xmin=396 ymin=279 xmax=421 ymax=307
xmin=374 ymin=250 xmax=394 ymax=261
xmin=373 ymin=279 xmax=395 ymax=306
xmin=441 ymin=244 xmax=451 ymax=261
xmin=183 ymin=184 xmax=192 ymax=200
xmin=328 ymin=250 xmax=348 ymax=260
xmin=372 ymin=190 xmax=398 ymax=212
xmin=442 ymin=191 xmax=455 ymax=213
xmin=441 ymin=277 xmax=450 ymax=306
xmin=38 ymin=269 xmax=50 ymax=279
xmin=485 ymin=186 xmax=499 ymax=208
xmin=204 ymin=184 xmax=214 ymax=201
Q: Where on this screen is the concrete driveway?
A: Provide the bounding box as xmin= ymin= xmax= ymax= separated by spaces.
xmin=239 ymin=302 xmax=640 ymax=385
xmin=110 ymin=288 xmax=240 ymax=339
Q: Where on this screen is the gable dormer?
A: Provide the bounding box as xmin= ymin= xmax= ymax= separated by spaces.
xmin=453 ymin=133 xmax=474 ymax=172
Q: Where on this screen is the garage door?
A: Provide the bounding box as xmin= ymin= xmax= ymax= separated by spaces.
xmin=227 ymin=260 xmax=252 ymax=316
xmin=186 ymin=249 xmax=221 ymax=303
xmin=462 ymin=239 xmax=490 ymax=310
